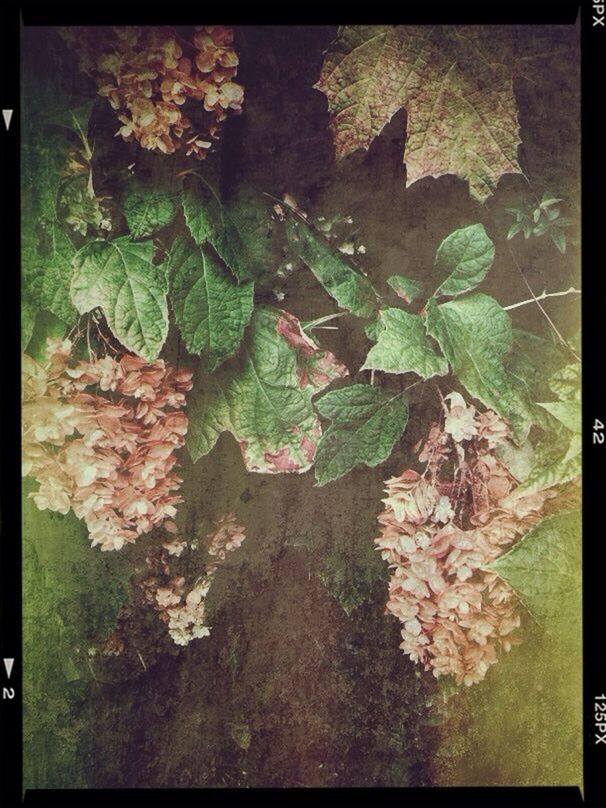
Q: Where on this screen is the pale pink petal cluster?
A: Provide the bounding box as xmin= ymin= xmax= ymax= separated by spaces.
xmin=207 ymin=512 xmax=246 ymax=561
xmin=139 ymin=515 xmax=246 ymax=646
xmin=22 ymin=339 xmax=192 ymax=551
xmin=376 ymin=395 xmax=555 ymax=686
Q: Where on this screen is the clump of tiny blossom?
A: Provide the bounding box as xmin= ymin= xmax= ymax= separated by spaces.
xmin=22 ymin=338 xmax=193 ymax=551
xmin=139 ymin=514 xmax=246 ymax=646
xmin=375 ymin=392 xmax=555 ymax=686
xmin=59 ymin=25 xmax=244 ymax=160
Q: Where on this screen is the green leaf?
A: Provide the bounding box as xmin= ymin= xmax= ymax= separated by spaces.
xmin=182 ymin=176 xmax=271 ymax=283
xmin=71 ymin=237 xmax=168 ymax=361
xmin=22 ymin=299 xmax=37 ymax=351
xmin=22 ymin=137 xmax=78 ymax=326
xmin=45 ymin=101 xmax=95 ymax=141
xmin=167 ymin=233 xmax=253 ymax=370
xmin=537 ymin=400 xmax=580 ymax=434
xmin=434 ymin=224 xmax=495 ymax=297
xmin=506 ymin=330 xmax=568 ymax=402
xmin=515 ymin=361 xmax=581 ymax=494
xmin=32 ymin=222 xmax=79 ymax=325
xmin=550 ymin=229 xmax=566 ymax=253
xmin=286 ymin=217 xmax=377 ymax=317
xmin=424 ymin=294 xmax=533 ymax=440
xmin=21 ymin=75 xmax=97 ymax=328
xmin=507 ymin=221 xmax=523 ymax=240
xmin=25 ymin=311 xmax=69 ymax=364
xmin=540 ymin=195 xmax=563 ymax=208
xmin=364 ymin=318 xmax=383 ymax=342
xmin=362 ymin=307 xmax=448 ymax=379
xmin=314 ymin=384 xmax=409 ymax=485
xmin=545 ymin=207 xmax=561 ymax=221
xmin=549 ymin=362 xmax=580 ymax=401
xmin=122 ymin=183 xmax=177 ymax=238
xmin=485 ymin=511 xmax=580 ymax=626
xmin=187 ymin=306 xmax=348 ymax=473
xmin=516 ymin=425 xmax=580 ymax=494
xmin=386 ymin=275 xmax=423 ymax=303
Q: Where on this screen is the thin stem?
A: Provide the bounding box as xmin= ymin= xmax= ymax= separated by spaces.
xmin=303 ymin=311 xmax=348 ymax=331
xmin=403 ymin=378 xmax=424 ymax=394
xmin=508 ymin=244 xmax=581 ymax=362
xmin=86 ymin=316 xmax=93 ymax=361
xmin=504 ymin=286 xmax=580 ymax=311
xmin=433 ymin=382 xmax=448 ymax=415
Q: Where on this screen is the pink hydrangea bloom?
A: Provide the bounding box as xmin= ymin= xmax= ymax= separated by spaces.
xmin=22 ymin=339 xmax=193 ymax=551
xmin=376 ymin=393 xmax=555 ymax=686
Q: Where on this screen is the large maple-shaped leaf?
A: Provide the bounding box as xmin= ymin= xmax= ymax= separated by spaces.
xmin=315 ymin=26 xmax=523 ymax=202
xmin=187 ymin=306 xmax=348 ymax=473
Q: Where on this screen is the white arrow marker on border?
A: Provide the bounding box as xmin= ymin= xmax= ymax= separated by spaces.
xmin=2 ymin=110 xmax=13 ymax=131
xmin=3 ymin=658 xmax=14 ymax=678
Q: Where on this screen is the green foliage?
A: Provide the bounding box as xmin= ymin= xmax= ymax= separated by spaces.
xmin=424 ymin=294 xmax=534 ymax=441
xmin=486 ymin=510 xmax=581 ymax=628
xmin=506 ymin=330 xmax=568 ymax=404
xmin=21 ymin=299 xmax=37 ymax=351
xmin=21 ymin=60 xmax=95 ymax=327
xmin=168 ymin=233 xmax=254 ymax=370
xmin=22 ymin=479 xmax=132 ymax=787
xmin=433 ymin=223 xmax=495 ymax=297
xmin=71 ymin=237 xmax=169 ymax=361
xmin=26 ymin=311 xmax=70 ymax=363
xmin=505 ymin=192 xmax=573 ymax=253
xmin=314 ymin=384 xmax=409 ymax=485
xmin=516 ymin=362 xmax=581 ymax=494
xmin=386 ymin=275 xmax=423 ymax=303
xmin=22 ymin=134 xmax=79 ymax=326
xmin=286 ymin=216 xmax=377 ymax=317
xmin=122 ymin=181 xmax=178 ymax=238
xmin=187 ymin=306 xmax=347 ymax=473
xmin=363 ymin=308 xmax=449 ymax=379
xmin=182 ymin=176 xmax=273 ymax=282
xmin=537 ymin=401 xmax=580 ymax=434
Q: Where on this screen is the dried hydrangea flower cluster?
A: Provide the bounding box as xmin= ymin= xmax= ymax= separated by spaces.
xmin=22 ymin=338 xmax=193 ymax=551
xmin=140 ymin=513 xmax=246 ymax=646
xmin=376 ymin=392 xmax=555 ymax=686
xmin=59 ymin=25 xmax=244 ymax=159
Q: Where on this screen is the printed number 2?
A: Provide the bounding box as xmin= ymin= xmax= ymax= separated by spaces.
xmin=594 ymin=419 xmax=605 ymax=444
xmin=3 ymin=687 xmax=15 ymax=699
